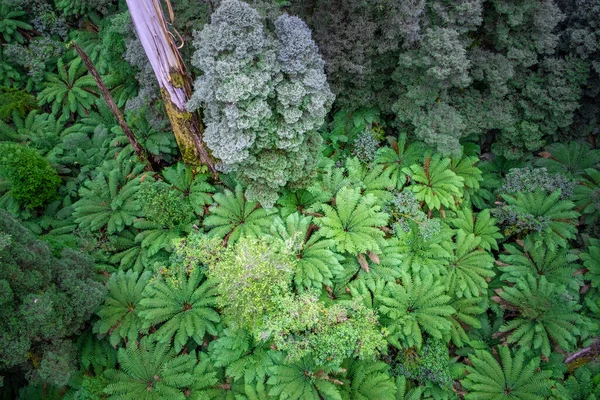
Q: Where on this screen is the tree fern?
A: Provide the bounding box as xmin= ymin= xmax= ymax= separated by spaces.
xmin=188 ymin=353 xmax=220 ymax=399
xmin=496 ymin=274 xmax=588 ymax=356
xmin=106 ymin=228 xmax=145 ymax=271
xmin=94 ymin=270 xmax=151 ymax=346
xmin=498 ymin=236 xmax=581 ymax=291
xmin=37 ymin=58 xmax=98 ymax=119
xmin=276 ymin=188 xmax=331 ymax=218
xmin=2 ymin=110 xmax=64 ymax=156
xmin=161 ymin=162 xmax=215 ymax=215
xmin=133 ymin=219 xmax=186 ymax=258
xmin=315 ymin=186 xmax=388 ymax=255
xmin=340 ymin=359 xmax=396 ymax=400
xmin=495 ymin=190 xmax=579 ymax=252
xmin=139 ymin=266 xmax=220 ymax=352
xmin=374 ymin=132 xmax=425 ymax=190
xmin=339 ymin=236 xmax=402 ymax=283
xmin=461 ymin=345 xmax=553 ymax=399
xmin=270 ymin=212 xmax=344 ymax=291
xmin=450 ymin=154 xmax=482 ymax=206
xmin=345 ymin=157 xmax=395 ymax=205
xmin=395 ymin=218 xmax=453 ymax=276
xmin=73 ymin=157 xmax=147 ymax=234
xmin=204 ymin=185 xmax=276 ymax=244
xmin=552 ymin=366 xmax=600 ymax=400
xmin=445 ymin=230 xmax=495 ymax=298
xmin=103 ymin=337 xmax=196 ymax=400
xmin=377 ymin=273 xmax=455 ymax=349
xmin=395 ymin=375 xmax=424 ymax=400
xmin=449 ymin=208 xmax=502 ymax=251
xmin=208 ymin=328 xmax=272 ymax=384
xmin=77 ymin=330 xmax=117 ymax=375
xmin=267 ymin=353 xmax=343 ymax=400
xmin=0 ymin=5 xmax=32 ymax=44
xmin=403 ymin=154 xmax=465 ymax=212
xmin=573 ymin=168 xmax=600 ymax=225
xmin=535 ymin=141 xmax=600 ymax=178
xmin=306 ymin=159 xmax=352 ymax=203
xmin=448 ymin=296 xmax=485 ymax=348
xmin=582 ymin=239 xmax=600 ymax=290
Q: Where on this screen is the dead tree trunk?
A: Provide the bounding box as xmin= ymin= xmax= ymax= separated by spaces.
xmin=125 ymin=0 xmax=216 ymax=174
xmin=71 ymin=41 xmax=155 ymax=171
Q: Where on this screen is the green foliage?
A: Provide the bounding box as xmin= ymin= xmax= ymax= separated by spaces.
xmin=139 ymin=266 xmax=219 ymax=352
xmin=395 ymin=338 xmax=453 ymax=390
xmin=449 ymin=208 xmax=502 ymax=251
xmin=461 ymin=345 xmax=553 ymax=399
xmin=94 ymin=270 xmax=151 ymax=346
xmin=323 ymin=107 xmax=382 ymax=159
xmin=0 ymin=211 xmax=105 ymax=381
xmin=316 ymin=186 xmax=389 ymax=255
xmin=394 ymin=216 xmax=453 ymax=276
xmin=0 ymin=87 xmax=37 ymax=122
xmin=340 ymin=359 xmax=396 ymax=400
xmin=403 ymin=154 xmax=465 ymax=212
xmin=188 ymin=0 xmax=334 ymax=207
xmin=535 ymin=142 xmax=600 ymax=178
xmin=267 ymin=353 xmax=343 ymax=400
xmin=259 ymin=293 xmax=385 ymax=366
xmin=497 ymin=275 xmax=589 ymax=356
xmin=103 ymin=338 xmax=197 ymax=400
xmin=208 ymin=327 xmax=272 ymax=384
xmin=552 ymin=366 xmax=600 ymax=400
xmin=574 ymin=168 xmax=600 ymax=225
xmin=377 ymin=273 xmax=455 ymax=349
xmin=445 ymin=230 xmax=495 ymax=299
xmin=501 ymin=166 xmax=576 ymax=199
xmin=374 ymin=132 xmax=426 ymax=189
xmin=270 ymin=212 xmax=343 ymax=291
xmin=582 ymin=239 xmax=600 ymax=291
xmin=206 ymin=236 xmax=295 ymax=331
xmin=494 ymin=190 xmax=579 ymax=251
xmin=73 ymin=155 xmax=147 ymax=234
xmin=138 ymin=180 xmax=194 ymax=229
xmin=77 ymin=330 xmax=117 ymax=375
xmin=204 ymin=185 xmax=276 ymax=245
xmin=0 ymin=5 xmax=32 ymax=44
xmin=0 ymin=142 xmax=60 ymax=208
xmin=37 ymin=58 xmax=98 ymax=119
xmin=498 ymin=236 xmax=581 ymax=290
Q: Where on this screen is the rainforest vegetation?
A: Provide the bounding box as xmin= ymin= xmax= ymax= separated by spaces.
xmin=1 ymin=0 xmax=600 ymax=398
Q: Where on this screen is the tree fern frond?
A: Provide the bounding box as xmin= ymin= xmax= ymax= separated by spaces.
xmin=204 ymin=185 xmax=276 ymax=244
xmin=103 ymin=337 xmax=195 ymax=400
xmin=340 ymin=359 xmax=395 ymax=400
xmin=94 ymin=270 xmax=151 ymax=346
xmin=462 ymin=345 xmax=553 ymax=400
xmin=139 ymin=267 xmax=220 ymax=352
xmin=403 ymin=154 xmax=465 ymax=211
xmin=499 ymin=236 xmax=581 ymax=291
xmin=377 ymin=273 xmax=455 ymax=349
xmin=271 ymin=212 xmax=344 ymax=291
xmin=316 ymin=186 xmax=388 ymax=255
xmin=498 ymin=275 xmax=588 ymax=356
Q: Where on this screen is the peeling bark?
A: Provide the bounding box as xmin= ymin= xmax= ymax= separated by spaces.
xmin=126 ymin=0 xmax=216 ymax=173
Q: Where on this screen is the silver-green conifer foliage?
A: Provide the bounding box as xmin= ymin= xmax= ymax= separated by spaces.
xmin=188 ymin=0 xmax=334 ymax=208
